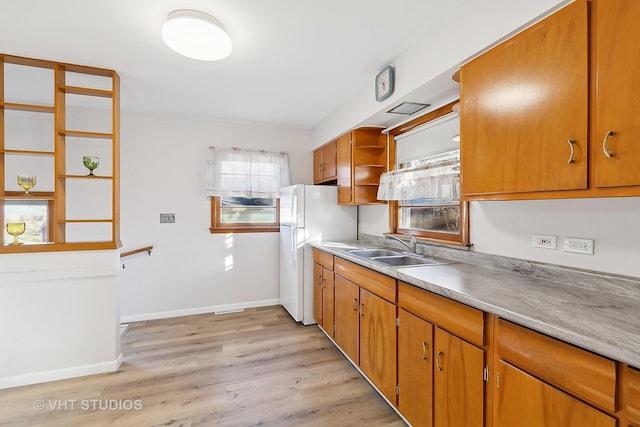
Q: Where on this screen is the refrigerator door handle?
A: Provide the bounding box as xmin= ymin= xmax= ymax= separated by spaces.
xmin=291 ymin=193 xmax=297 ymax=267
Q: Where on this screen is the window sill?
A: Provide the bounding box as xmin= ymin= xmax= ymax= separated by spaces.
xmin=209 ymin=226 xmax=279 ymax=234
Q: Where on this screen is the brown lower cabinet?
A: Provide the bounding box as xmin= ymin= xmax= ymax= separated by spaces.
xmin=629 ymin=366 xmax=640 ymax=426
xmin=334 ymin=275 xmax=360 ymax=363
xmin=333 ymin=258 xmax=397 ymax=403
xmin=312 ymin=249 xmax=335 ymax=335
xmin=314 ymin=249 xmax=632 ymax=427
xmin=359 ymin=287 xmax=397 ymax=402
xmin=496 ymin=360 xmax=615 ymax=427
xmin=398 ymin=281 xmax=486 ymax=427
xmin=334 ymin=274 xmax=397 ymax=402
xmin=397 ymin=309 xmax=433 ymax=427
xmin=434 ymin=327 xmax=485 ymax=427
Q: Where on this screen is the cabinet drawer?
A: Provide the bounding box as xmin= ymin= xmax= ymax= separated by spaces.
xmin=334 ymin=258 xmax=395 ymax=303
xmin=398 ymin=281 xmax=484 ymax=347
xmin=629 ymin=366 xmax=640 ymax=425
xmin=497 ymin=319 xmax=616 ymax=412
xmin=313 ymin=249 xmax=334 ymax=270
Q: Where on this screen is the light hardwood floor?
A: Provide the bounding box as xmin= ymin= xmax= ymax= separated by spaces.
xmin=0 ymin=306 xmax=405 ymax=426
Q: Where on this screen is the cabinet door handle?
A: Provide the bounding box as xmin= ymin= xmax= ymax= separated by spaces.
xmin=567 ymin=139 xmax=575 ymax=164
xmin=602 ymin=130 xmax=614 ymax=158
xmin=352 ymin=298 xmax=358 ymax=311
xmin=359 ymin=303 xmax=365 ymax=317
xmin=422 ymin=342 xmax=429 ymax=360
xmin=436 ymin=351 xmax=444 ymax=371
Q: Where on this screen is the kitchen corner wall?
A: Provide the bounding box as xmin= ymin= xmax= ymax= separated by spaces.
xmin=115 ymin=108 xmax=312 ymax=320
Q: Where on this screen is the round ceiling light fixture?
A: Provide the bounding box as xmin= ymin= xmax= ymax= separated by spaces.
xmin=162 ymin=10 xmax=232 ymax=61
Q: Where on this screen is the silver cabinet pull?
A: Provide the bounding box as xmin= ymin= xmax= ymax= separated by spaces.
xmin=359 ymin=303 xmax=365 ymax=317
xmin=352 ymin=298 xmax=358 ymax=311
xmin=602 ymin=130 xmax=614 ymax=158
xmin=422 ymin=342 xmax=428 ymax=360
xmin=436 ymin=351 xmax=444 ymax=371
xmin=567 ymin=139 xmax=575 ymax=164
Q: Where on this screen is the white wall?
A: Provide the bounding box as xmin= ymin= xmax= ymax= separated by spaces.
xmin=312 ymin=0 xmax=568 ymax=148
xmin=359 ymin=204 xmax=389 ymax=236
xmin=470 ymin=198 xmax=640 ymax=277
xmin=118 ymin=111 xmax=312 ymax=320
xmin=0 ymin=250 xmax=121 ymax=388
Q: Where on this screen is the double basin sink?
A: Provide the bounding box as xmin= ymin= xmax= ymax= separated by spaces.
xmin=347 ymin=248 xmax=452 ymax=268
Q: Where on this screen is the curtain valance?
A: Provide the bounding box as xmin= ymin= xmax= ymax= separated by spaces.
xmin=377 ymin=158 xmax=459 ymax=201
xmin=206 ymin=147 xmax=291 ymax=197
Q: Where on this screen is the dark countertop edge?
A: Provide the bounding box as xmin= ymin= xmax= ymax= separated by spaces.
xmin=310 ymin=241 xmax=640 ymax=369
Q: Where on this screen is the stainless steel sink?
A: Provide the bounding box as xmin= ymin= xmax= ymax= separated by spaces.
xmin=348 ymin=248 xmax=403 ymax=258
xmin=371 ymin=255 xmax=443 ymax=267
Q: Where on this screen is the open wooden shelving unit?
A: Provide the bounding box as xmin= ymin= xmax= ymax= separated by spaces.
xmin=0 ymin=54 xmax=120 ymax=253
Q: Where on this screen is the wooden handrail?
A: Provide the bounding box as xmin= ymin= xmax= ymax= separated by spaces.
xmin=121 ymin=245 xmax=153 ymax=258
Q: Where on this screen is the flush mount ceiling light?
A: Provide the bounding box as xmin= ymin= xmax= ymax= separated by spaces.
xmin=162 ymin=10 xmax=232 ymax=61
xmin=387 ymin=102 xmax=430 ymax=115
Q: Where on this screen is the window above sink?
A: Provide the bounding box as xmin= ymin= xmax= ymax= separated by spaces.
xmin=383 ymin=100 xmax=470 ymax=247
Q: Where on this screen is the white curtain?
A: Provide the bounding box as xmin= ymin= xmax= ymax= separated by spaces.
xmin=377 ymin=159 xmax=459 ymax=201
xmin=206 ymin=147 xmax=291 ymax=197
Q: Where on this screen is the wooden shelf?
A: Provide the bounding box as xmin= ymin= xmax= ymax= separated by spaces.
xmin=0 ymin=241 xmax=120 ymax=254
xmin=59 ymin=219 xmax=112 ymax=224
xmin=58 ymin=174 xmax=113 ymax=180
xmin=355 ymin=164 xmax=385 ymax=168
xmin=1 ymin=54 xmax=120 ymax=254
xmin=58 ymin=85 xmax=112 ymax=98
xmin=1 ymin=102 xmax=54 ymax=113
xmin=59 ymin=130 xmax=113 ymax=139
xmin=0 ymin=149 xmax=54 ymax=156
xmin=355 ymin=145 xmax=386 ymax=150
xmin=2 ymin=193 xmax=55 ymax=200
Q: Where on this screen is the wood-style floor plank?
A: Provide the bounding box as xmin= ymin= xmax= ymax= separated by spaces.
xmin=0 ymin=306 xmax=405 ymax=426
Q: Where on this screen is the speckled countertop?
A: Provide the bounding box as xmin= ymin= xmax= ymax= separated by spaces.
xmin=311 ymin=240 xmax=640 ymax=369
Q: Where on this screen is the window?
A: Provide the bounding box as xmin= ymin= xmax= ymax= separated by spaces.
xmin=210 ymin=196 xmax=280 ymax=233
xmin=207 ymin=147 xmax=290 ymax=233
xmin=383 ymin=101 xmax=470 ymax=246
xmin=393 ymin=150 xmax=468 ymax=243
xmin=3 ymin=199 xmax=53 ymax=244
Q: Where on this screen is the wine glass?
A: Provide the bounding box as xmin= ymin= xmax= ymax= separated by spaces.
xmin=17 ymin=175 xmax=36 ymax=196
xmin=83 ymin=156 xmax=100 ymax=176
xmin=6 ymin=222 xmax=26 ymax=245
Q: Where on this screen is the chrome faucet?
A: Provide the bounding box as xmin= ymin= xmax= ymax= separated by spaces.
xmin=384 ymin=233 xmax=417 ymax=254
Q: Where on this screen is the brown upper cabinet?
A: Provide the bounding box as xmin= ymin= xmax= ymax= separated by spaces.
xmin=460 ymin=0 xmax=640 ymax=200
xmin=336 ymin=127 xmax=387 ymax=205
xmin=593 ymin=0 xmax=640 ymax=188
xmin=460 ymin=0 xmax=588 ymax=196
xmin=312 ymin=139 xmax=337 ymax=183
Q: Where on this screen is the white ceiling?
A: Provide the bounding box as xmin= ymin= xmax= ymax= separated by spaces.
xmin=0 ymin=0 xmax=462 ymax=129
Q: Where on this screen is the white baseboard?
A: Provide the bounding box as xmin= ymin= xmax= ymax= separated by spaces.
xmin=0 ymin=353 xmax=123 ymax=390
xmin=120 ymin=299 xmax=281 ymax=323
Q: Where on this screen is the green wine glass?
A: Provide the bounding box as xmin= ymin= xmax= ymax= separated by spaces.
xmin=83 ymin=156 xmax=100 ymax=176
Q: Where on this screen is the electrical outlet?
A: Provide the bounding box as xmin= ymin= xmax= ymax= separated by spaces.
xmin=532 ymin=234 xmax=557 ymax=249
xmin=563 ymin=237 xmax=594 ymax=255
xmin=160 ymin=213 xmax=175 ymax=224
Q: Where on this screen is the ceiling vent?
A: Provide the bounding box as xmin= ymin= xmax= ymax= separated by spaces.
xmin=387 ymin=102 xmax=430 ymax=115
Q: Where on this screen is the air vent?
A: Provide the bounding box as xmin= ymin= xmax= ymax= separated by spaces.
xmin=387 ymin=102 xmax=430 ymax=115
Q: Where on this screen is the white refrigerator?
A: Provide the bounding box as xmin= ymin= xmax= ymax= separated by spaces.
xmin=279 ymin=184 xmax=357 ymax=325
